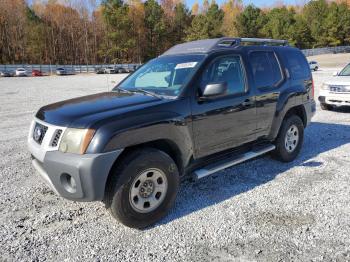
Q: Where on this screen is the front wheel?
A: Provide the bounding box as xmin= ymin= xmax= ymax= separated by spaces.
xmin=105 ymin=148 xmax=179 ymax=229
xmin=273 ymin=115 xmax=304 ymax=162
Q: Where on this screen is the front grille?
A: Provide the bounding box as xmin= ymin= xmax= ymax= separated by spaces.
xmin=329 ymin=85 xmax=350 ymax=93
xmin=51 ymin=129 xmax=62 ymax=147
xmin=33 ymin=123 xmax=48 ymax=145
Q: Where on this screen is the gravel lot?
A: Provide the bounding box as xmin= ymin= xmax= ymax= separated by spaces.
xmin=1 ymin=64 xmax=350 ymax=261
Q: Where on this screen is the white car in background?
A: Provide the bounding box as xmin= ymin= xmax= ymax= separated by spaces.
xmin=309 ymin=61 xmax=319 ymax=71
xmin=15 ymin=68 xmax=27 ymax=76
xmin=104 ymin=66 xmax=116 ymax=74
xmin=319 ymin=63 xmax=350 ymax=110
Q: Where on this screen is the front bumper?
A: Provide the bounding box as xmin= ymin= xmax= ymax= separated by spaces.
xmin=31 ymin=150 xmax=122 ymax=202
xmin=28 ymin=118 xmax=123 ymax=202
xmin=318 ymin=91 xmax=350 ymax=106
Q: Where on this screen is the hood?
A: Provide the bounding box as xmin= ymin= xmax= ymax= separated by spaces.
xmin=325 ymin=76 xmax=350 ymax=86
xmin=36 ymin=91 xmax=163 ymax=128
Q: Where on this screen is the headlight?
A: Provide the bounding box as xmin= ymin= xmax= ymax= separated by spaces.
xmin=321 ymin=84 xmax=330 ymax=90
xmin=59 ymin=128 xmax=95 ymax=154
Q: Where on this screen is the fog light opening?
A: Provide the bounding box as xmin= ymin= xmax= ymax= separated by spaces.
xmin=60 ymin=173 xmax=77 ymax=194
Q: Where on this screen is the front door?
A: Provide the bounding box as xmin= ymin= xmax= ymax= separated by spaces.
xmin=191 ymin=54 xmax=257 ymax=158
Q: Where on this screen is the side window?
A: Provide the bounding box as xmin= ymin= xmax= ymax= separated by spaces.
xmin=267 ymin=52 xmax=283 ymax=85
xmin=284 ymin=50 xmax=310 ymax=80
xmin=200 ymin=55 xmax=246 ymax=95
xmin=249 ymin=51 xmax=283 ymax=89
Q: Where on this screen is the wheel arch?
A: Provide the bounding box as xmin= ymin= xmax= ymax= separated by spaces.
xmin=269 ymin=104 xmax=307 ymax=140
xmin=103 ymin=139 xmax=187 ymax=200
xmin=284 ymin=105 xmax=307 ymax=127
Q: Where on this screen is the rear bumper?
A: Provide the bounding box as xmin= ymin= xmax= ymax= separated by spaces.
xmin=31 ymin=150 xmax=122 ymax=202
xmin=304 ymin=99 xmax=316 ymax=125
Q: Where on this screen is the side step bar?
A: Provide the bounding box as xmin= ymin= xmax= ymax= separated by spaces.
xmin=194 ymin=144 xmax=276 ymax=180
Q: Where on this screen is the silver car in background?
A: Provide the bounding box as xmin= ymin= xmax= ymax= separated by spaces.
xmin=0 ymin=70 xmax=15 ymax=77
xmin=15 ymin=68 xmax=27 ymax=76
xmin=56 ymin=67 xmax=75 ymax=76
xmin=309 ymin=61 xmax=319 ymax=71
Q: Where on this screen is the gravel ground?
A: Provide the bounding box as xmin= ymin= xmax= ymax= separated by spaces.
xmin=0 ymin=68 xmax=350 ymax=261
xmin=307 ymin=53 xmax=350 ymax=68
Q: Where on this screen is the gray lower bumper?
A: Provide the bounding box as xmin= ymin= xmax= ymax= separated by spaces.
xmin=32 ymin=150 xmax=123 ymax=202
xmin=305 ymin=100 xmax=316 ymax=125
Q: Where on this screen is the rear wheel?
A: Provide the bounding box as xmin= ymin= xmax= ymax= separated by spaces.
xmin=105 ymin=148 xmax=179 ymax=229
xmin=273 ymin=115 xmax=304 ymax=162
xmin=314 ymin=66 xmax=318 ymax=71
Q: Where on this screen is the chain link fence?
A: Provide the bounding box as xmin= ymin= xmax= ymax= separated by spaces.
xmin=0 ymin=64 xmax=140 ymax=74
xmin=1 ymin=46 xmax=350 ymax=74
xmin=301 ymin=46 xmax=350 ymax=57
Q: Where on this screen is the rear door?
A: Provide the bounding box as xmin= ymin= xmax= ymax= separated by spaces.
xmin=248 ymin=50 xmax=286 ymax=138
xmin=282 ymin=49 xmax=313 ymax=103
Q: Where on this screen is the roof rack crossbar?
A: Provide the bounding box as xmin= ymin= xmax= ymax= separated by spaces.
xmin=239 ymin=38 xmax=288 ymax=45
xmin=215 ymin=37 xmax=288 ymax=49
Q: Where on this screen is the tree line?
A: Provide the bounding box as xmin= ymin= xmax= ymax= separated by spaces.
xmin=1 ymin=0 xmax=350 ymax=65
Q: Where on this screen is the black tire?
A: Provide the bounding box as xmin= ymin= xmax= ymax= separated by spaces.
xmin=273 ymin=115 xmax=304 ymax=162
xmin=105 ymin=148 xmax=179 ymax=229
xmin=320 ymin=103 xmax=333 ymax=111
xmin=314 ymin=66 xmax=318 ymax=71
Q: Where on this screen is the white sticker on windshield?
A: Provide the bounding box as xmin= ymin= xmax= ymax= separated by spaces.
xmin=175 ymin=62 xmax=198 ymax=69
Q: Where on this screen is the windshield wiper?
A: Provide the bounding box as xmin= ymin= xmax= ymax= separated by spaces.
xmin=130 ymin=88 xmax=162 ymax=99
xmin=115 ymin=87 xmax=133 ymax=93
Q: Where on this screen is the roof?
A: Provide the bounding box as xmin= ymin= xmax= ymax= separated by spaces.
xmin=161 ymin=37 xmax=289 ymax=56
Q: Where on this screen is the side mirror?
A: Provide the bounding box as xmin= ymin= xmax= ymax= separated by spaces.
xmin=333 ymin=71 xmax=339 ymax=76
xmin=200 ymin=82 xmax=228 ymax=100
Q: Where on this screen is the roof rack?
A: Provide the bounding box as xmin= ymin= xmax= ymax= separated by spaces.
xmin=218 ymin=37 xmax=288 ymax=47
xmin=161 ymin=37 xmax=289 ymax=56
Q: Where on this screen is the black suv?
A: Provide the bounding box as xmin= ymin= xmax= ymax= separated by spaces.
xmin=28 ymin=38 xmax=316 ymax=228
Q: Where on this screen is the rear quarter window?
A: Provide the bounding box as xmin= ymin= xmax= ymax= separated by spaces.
xmin=284 ymin=50 xmax=310 ymax=80
xmin=249 ymin=51 xmax=283 ymax=89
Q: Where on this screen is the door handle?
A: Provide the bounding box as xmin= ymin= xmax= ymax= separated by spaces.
xmin=241 ymin=99 xmax=252 ymax=107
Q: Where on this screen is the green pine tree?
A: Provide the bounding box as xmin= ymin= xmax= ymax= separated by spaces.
xmin=261 ymin=7 xmax=296 ymax=40
xmin=234 ymin=5 xmax=266 ymax=38
xmin=143 ymin=0 xmax=166 ymax=61
xmin=303 ymin=0 xmax=329 ymax=48
xmin=100 ymin=0 xmax=133 ymax=63
xmin=288 ymin=14 xmax=313 ymax=49
xmin=185 ymin=1 xmax=223 ymax=41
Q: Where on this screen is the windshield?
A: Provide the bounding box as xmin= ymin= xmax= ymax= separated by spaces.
xmin=339 ymin=64 xmax=350 ymax=76
xmin=115 ymin=54 xmax=205 ymax=97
